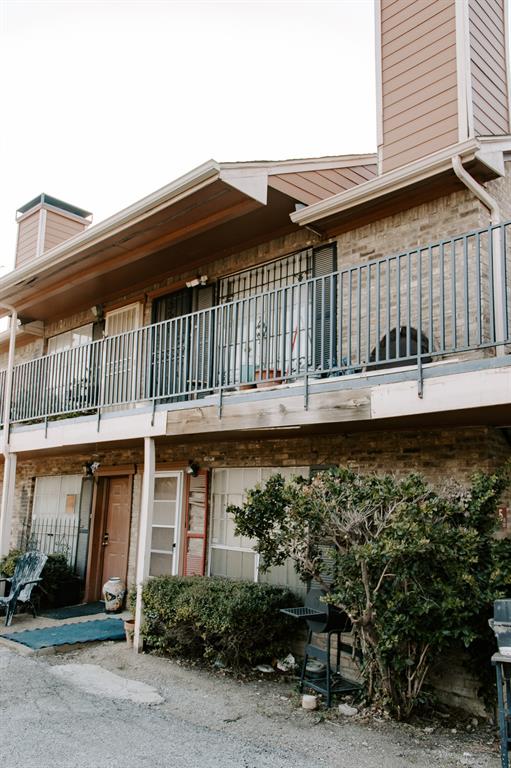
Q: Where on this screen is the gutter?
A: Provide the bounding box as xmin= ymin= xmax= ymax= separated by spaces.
xmin=290 ymin=139 xmax=482 ymax=226
xmin=0 ymin=302 xmax=17 ymax=556
xmin=451 ymin=155 xmax=505 ymax=349
xmin=0 ymin=160 xmax=221 ymax=298
xmin=451 ymin=155 xmax=499 ymax=222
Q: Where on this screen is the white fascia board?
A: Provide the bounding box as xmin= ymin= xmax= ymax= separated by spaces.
xmin=291 ymin=139 xmax=482 ymax=226
xmin=476 ymin=135 xmax=511 ymax=173
xmin=0 ymin=160 xmax=221 ymax=298
xmin=9 ymin=407 xmax=168 ymax=453
xmin=371 ymin=366 xmax=511 ymax=420
xmin=219 ymin=168 xmax=268 ymax=205
xmin=220 ymin=154 xmax=377 ymax=175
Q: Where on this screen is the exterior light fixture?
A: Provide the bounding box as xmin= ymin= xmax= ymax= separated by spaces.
xmin=185 ymin=276 xmax=208 ymax=288
xmin=83 ymin=461 xmax=100 ymax=476
xmin=91 ymin=304 xmax=104 ymax=321
xmin=186 ymin=460 xmax=200 ymax=477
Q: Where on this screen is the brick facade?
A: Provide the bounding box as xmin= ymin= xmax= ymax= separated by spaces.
xmin=9 ymin=425 xmax=510 ymax=571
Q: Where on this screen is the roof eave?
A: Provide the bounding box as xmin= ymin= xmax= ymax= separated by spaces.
xmin=0 ymin=159 xmax=222 ymax=297
xmin=290 ymin=139 xmax=487 ymax=227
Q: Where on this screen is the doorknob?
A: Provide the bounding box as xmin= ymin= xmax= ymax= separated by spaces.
xmin=102 ymin=533 xmax=109 ymax=547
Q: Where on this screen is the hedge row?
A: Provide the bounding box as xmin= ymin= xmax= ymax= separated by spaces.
xmin=139 ymin=576 xmax=299 ymax=668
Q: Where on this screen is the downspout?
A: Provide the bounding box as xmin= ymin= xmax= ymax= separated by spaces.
xmin=0 ymin=303 xmax=18 ymax=556
xmin=451 ymin=155 xmax=505 ymax=350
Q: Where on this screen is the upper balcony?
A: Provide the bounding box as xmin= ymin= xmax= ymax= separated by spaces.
xmin=3 ymin=220 xmax=511 ymax=448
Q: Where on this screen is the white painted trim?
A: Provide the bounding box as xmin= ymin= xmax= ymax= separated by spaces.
xmin=371 ymin=366 xmax=511 ymax=420
xmin=16 ymin=201 xmax=91 ymax=225
xmin=16 ymin=202 xmax=44 ymax=223
xmin=374 ymin=0 xmax=383 ymax=175
xmin=455 ymin=0 xmax=473 ymax=141
xmin=8 ymin=408 xmax=167 ymax=454
xmin=151 ymin=471 xmax=183 ymax=577
xmin=35 ymin=208 xmax=47 ymax=259
xmin=220 ymin=169 xmax=268 ymax=205
xmin=0 ymin=453 xmax=17 ymax=557
xmin=220 ymin=154 xmax=378 ymax=174
xmin=291 ymin=139 xmax=482 ymax=225
xmin=477 ymin=135 xmax=511 ymax=151
xmin=210 ymin=543 xmax=255 ymax=554
xmin=134 ymin=436 xmax=155 ymax=652
xmin=504 ymin=0 xmax=511 ymax=130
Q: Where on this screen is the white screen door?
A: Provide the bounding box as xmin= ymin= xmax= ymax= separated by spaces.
xmin=149 ymin=471 xmax=183 ymax=577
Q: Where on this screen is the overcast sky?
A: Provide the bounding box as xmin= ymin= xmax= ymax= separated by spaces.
xmin=0 ymin=0 xmax=376 ymax=273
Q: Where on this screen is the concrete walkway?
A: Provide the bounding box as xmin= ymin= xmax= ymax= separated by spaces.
xmin=0 ymin=641 xmax=502 ymax=768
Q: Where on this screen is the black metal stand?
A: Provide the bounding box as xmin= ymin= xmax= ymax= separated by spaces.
xmin=299 ymin=628 xmax=360 ymax=707
xmin=493 ymin=653 xmax=511 ymax=768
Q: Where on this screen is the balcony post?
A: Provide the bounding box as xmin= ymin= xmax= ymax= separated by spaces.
xmin=133 ymin=436 xmax=155 ymax=652
xmin=0 ymin=453 xmax=17 ymax=558
xmin=0 ymin=304 xmax=17 ymax=557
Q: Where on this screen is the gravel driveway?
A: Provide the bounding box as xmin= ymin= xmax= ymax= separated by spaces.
xmin=0 ymin=642 xmax=501 ymax=768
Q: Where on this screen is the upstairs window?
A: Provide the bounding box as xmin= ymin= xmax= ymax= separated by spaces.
xmin=47 ymin=323 xmax=93 ymax=354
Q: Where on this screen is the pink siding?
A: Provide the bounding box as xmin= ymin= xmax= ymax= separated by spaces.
xmin=268 ymin=165 xmax=377 ymax=204
xmin=15 ymin=210 xmax=40 ymax=267
xmin=469 ymin=0 xmax=510 ymax=136
xmin=43 ymin=209 xmax=87 ymax=252
xmin=381 ymin=0 xmax=459 ymax=173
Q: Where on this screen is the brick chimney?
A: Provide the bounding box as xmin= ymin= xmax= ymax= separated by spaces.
xmin=376 ymin=0 xmax=511 ymax=174
xmin=15 ymin=193 xmax=92 ymax=269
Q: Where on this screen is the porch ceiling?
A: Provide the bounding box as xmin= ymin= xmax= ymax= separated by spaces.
xmin=4 ymin=184 xmax=298 ymax=323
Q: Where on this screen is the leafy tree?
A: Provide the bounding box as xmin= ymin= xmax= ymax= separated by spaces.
xmin=229 ymin=466 xmax=510 ymax=719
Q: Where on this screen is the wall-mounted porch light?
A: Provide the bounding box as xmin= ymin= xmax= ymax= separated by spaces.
xmin=185 ymin=276 xmax=208 ymax=288
xmin=83 ymin=461 xmax=100 ymax=477
xmin=186 ymin=460 xmax=200 ymax=478
xmin=90 ymin=304 xmax=104 ymax=321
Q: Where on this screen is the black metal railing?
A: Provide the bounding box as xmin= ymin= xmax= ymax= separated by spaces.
xmin=4 ymin=220 xmax=511 ymax=424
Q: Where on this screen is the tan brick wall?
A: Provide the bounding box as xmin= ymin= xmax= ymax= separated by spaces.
xmin=333 ymin=185 xmax=499 ymax=362
xmin=9 ymin=424 xmax=509 ymax=569
xmin=4 ymin=168 xmax=510 ymax=372
xmin=0 ymin=338 xmax=44 ymax=370
xmin=7 ymin=425 xmax=508 ymax=713
xmin=44 ymin=308 xmax=97 ymax=340
xmin=487 ymin=162 xmax=511 ymax=222
xmin=9 ymin=447 xmax=143 ymax=552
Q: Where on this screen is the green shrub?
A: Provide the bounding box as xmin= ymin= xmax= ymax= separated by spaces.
xmin=141 ymin=575 xmax=299 ymax=668
xmin=229 ymin=465 xmax=511 ymax=719
xmin=0 ymin=549 xmax=23 ymax=578
xmin=0 ymin=550 xmax=76 ymax=606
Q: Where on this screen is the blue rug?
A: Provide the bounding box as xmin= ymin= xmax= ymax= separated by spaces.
xmin=1 ymin=618 xmax=125 ymax=650
xmin=41 ymin=601 xmax=105 ymax=620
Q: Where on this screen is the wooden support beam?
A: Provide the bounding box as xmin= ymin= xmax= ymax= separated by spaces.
xmin=166 ymin=388 xmax=372 ymax=437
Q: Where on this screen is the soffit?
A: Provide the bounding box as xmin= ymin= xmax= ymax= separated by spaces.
xmin=12 ymin=188 xmax=298 ymax=322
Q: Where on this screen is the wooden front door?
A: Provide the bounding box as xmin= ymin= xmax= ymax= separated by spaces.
xmin=100 ymin=476 xmax=132 ymax=587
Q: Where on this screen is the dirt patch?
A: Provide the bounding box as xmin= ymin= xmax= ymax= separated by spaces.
xmin=46 ymin=642 xmax=501 ymax=768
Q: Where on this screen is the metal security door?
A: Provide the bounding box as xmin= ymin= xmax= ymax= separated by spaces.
xmin=103 ymin=303 xmax=142 ymax=406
